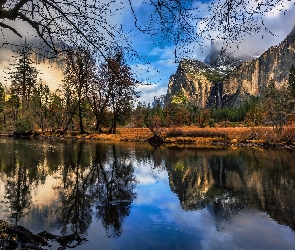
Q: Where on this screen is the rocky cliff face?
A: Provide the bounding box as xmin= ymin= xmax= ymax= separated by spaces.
xmin=167 ymin=26 xmax=295 ymax=108
xmin=166 ymin=59 xmax=224 ymax=108
xmin=223 ymin=26 xmax=295 ymax=106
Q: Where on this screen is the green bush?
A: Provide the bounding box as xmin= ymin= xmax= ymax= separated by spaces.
xmin=209 ymin=119 xmax=215 ymax=128
xmin=15 ymin=117 xmax=32 ymax=133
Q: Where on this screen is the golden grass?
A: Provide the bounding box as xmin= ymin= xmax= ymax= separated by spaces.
xmin=38 ymin=126 xmax=295 ymax=146
xmin=163 ymin=126 xmax=295 ymax=146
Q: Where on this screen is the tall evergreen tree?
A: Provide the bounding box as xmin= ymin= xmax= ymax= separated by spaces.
xmin=9 ymin=43 xmax=38 ymax=110
xmin=0 ymin=82 xmax=5 ymax=127
xmin=31 ymin=81 xmax=51 ymax=133
xmin=0 ymin=82 xmax=4 ymax=114
xmin=47 ymin=92 xmax=63 ymax=130
xmin=263 ymin=80 xmax=292 ymax=129
xmin=6 ymin=94 xmax=21 ymax=129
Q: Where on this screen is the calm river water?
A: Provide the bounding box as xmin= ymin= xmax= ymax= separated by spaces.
xmin=1 ymin=137 xmax=295 ymax=249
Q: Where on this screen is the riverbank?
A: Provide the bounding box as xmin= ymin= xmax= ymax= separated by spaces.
xmin=162 ymin=126 xmax=295 ymax=149
xmin=3 ymin=126 xmax=295 ymax=149
xmin=0 ymin=220 xmax=87 ymax=249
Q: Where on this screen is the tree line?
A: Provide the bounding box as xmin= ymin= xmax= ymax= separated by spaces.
xmin=133 ymin=64 xmax=295 ymax=131
xmin=0 ymin=44 xmax=138 ymax=134
xmin=1 ymin=43 xmax=295 ymax=135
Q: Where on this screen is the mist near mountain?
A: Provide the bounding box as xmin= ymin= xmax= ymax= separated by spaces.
xmin=0 ymin=46 xmax=63 ymax=91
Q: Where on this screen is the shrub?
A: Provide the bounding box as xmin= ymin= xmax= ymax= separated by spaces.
xmin=209 ymin=119 xmax=215 ymax=128
xmin=15 ymin=117 xmax=32 ymax=133
xmin=166 ymin=129 xmax=184 ymax=137
xmin=278 ymin=126 xmax=295 ymax=143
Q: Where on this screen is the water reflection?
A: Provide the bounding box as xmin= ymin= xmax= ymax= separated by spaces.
xmin=0 ymin=139 xmax=47 ymax=225
xmin=92 ymin=144 xmax=136 ymax=237
xmin=4 ymin=164 xmax=32 ymax=225
xmin=164 ymin=147 xmax=295 ymax=231
xmin=0 ymin=138 xmax=295 ymax=249
xmin=56 ymin=141 xmax=93 ymax=238
xmin=0 ymin=139 xmax=137 ymax=248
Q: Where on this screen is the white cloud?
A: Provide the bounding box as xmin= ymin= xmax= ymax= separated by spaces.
xmin=0 ymin=49 xmax=15 ymax=85
xmin=0 ymin=47 xmax=63 ymax=91
xmin=149 ymin=47 xmax=162 ymax=57
xmin=233 ymin=5 xmax=295 ymax=57
xmin=157 ymin=58 xmax=176 ymax=67
xmin=0 ymin=19 xmax=36 ymax=46
xmin=149 ymin=46 xmax=175 ymax=60
xmin=134 ymin=159 xmax=166 ymax=185
xmin=265 ymin=0 xmax=294 ymax=19
xmin=136 ymin=84 xmax=167 ymax=104
xmin=200 ymin=208 xmax=295 ymax=250
xmin=197 ymin=0 xmax=295 ymax=58
xmin=36 ymin=61 xmax=63 ymax=91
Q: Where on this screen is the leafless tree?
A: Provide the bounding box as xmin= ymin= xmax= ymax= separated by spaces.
xmin=1 ymin=1 xmax=292 ymax=60
xmin=0 ymin=0 xmax=121 ymax=60
xmin=62 ymin=47 xmax=96 ymax=134
xmin=128 ymin=0 xmax=293 ymax=59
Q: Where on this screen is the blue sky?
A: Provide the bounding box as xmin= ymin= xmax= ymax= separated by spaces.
xmin=1 ymin=0 xmax=295 ymax=104
xmin=82 ymin=154 xmax=295 ymax=249
xmin=115 ymin=0 xmax=295 ymax=104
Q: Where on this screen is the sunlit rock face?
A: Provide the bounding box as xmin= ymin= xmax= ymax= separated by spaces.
xmin=167 ymin=26 xmax=295 ymax=108
xmin=166 ymin=40 xmax=250 ymax=108
xmin=223 ymin=26 xmax=295 ymax=106
xmin=166 ymin=59 xmax=217 ymax=108
xmin=166 ymin=56 xmax=242 ymax=108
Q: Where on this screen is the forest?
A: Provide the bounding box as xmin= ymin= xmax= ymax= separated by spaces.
xmin=1 ymin=42 xmax=295 ymax=136
xmin=0 ymin=1 xmax=295 ymax=137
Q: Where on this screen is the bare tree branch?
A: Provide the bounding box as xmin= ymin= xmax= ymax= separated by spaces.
xmin=0 ymin=21 xmax=22 ymax=37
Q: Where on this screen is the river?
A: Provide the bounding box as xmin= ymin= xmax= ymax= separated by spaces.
xmin=0 ymin=137 xmax=295 ymax=249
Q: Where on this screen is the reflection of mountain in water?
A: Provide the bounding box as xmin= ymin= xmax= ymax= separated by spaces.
xmin=1 ymin=139 xmax=295 ymax=241
xmin=164 ymin=147 xmax=295 ymax=231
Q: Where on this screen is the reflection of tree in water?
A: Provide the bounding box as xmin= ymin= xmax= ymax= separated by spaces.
xmin=57 ymin=141 xmax=93 ymax=240
xmin=92 ymin=144 xmax=136 ymax=238
xmin=56 ymin=142 xmax=136 ymax=242
xmin=0 ymin=139 xmax=138 ymax=247
xmin=1 ymin=140 xmax=47 ymax=226
xmin=4 ymin=164 xmax=32 ymax=225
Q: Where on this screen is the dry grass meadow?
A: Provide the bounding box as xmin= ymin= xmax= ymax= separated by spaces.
xmin=39 ymin=126 xmax=295 ymax=147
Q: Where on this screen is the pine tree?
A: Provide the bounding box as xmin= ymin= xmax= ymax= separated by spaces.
xmin=31 ymin=81 xmax=51 ymax=133
xmin=263 ymin=80 xmax=292 ymax=130
xmin=0 ymin=82 xmax=5 ymax=127
xmin=9 ymin=43 xmax=39 ymax=110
